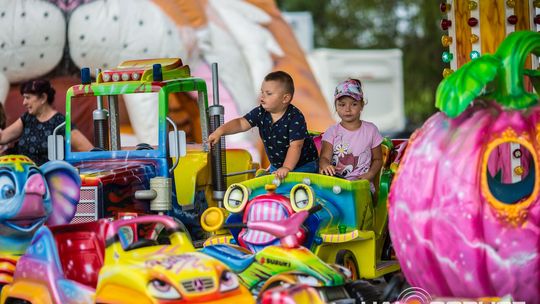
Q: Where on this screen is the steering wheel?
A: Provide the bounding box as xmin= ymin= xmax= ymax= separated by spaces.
xmin=135 ymin=143 xmax=154 ymax=150
xmin=124 ymin=238 xmax=159 ymax=251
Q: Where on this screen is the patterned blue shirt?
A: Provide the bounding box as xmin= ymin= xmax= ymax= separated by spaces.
xmin=244 ymin=105 xmax=318 ymax=169
xmin=18 ymin=112 xmax=66 ymax=166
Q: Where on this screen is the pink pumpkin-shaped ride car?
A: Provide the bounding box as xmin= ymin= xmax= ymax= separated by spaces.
xmin=388 ymin=31 xmax=540 ymax=302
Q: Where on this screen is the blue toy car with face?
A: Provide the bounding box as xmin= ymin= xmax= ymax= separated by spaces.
xmin=201 ymin=139 xmax=407 ymax=281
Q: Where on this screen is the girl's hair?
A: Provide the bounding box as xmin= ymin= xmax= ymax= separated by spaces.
xmin=20 ymin=79 xmax=56 ymax=104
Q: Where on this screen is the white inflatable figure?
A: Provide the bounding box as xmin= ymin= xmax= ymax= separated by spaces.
xmin=0 ymin=0 xmax=330 ymax=164
xmin=67 ymin=0 xmax=280 ymax=160
xmin=208 ymin=0 xmax=284 ymax=95
xmin=0 ymin=0 xmax=65 ymax=83
xmin=68 ymin=0 xmax=186 ymax=148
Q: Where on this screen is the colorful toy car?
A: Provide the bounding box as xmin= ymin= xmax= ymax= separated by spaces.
xmin=48 ymin=58 xmax=257 ymax=231
xmin=200 ymin=207 xmax=360 ymax=302
xmin=201 ymin=139 xmax=406 ymax=281
xmin=0 ymin=215 xmax=254 ymax=304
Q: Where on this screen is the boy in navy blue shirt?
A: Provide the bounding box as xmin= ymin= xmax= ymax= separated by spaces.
xmin=208 ymin=71 xmax=318 ymax=179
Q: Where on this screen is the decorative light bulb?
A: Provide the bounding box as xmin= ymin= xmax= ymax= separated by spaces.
xmin=441 ymin=35 xmax=453 ymax=47
xmin=440 ymin=19 xmax=452 ymax=30
xmin=442 ymin=68 xmax=454 ymax=78
xmin=470 ymin=51 xmax=480 ymax=60
xmin=440 ymin=3 xmax=451 ymax=13
xmin=507 ymin=15 xmax=518 ymax=25
xmin=442 ymin=51 xmax=454 ymax=63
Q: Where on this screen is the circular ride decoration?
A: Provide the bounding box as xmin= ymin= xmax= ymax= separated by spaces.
xmin=388 ymin=31 xmax=540 ymax=302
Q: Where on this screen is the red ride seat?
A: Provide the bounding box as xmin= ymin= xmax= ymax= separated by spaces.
xmin=51 ymin=219 xmax=109 ymax=288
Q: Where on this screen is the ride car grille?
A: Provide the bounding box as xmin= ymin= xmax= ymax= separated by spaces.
xmin=243 ymin=201 xmax=288 ymax=244
xmin=71 ymin=186 xmax=99 ymax=224
xmin=181 ymin=277 xmax=214 ymax=293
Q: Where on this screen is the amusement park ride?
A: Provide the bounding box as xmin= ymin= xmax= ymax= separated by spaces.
xmin=0 ymin=1 xmax=539 ymax=303
xmin=0 ymin=57 xmax=397 ymax=303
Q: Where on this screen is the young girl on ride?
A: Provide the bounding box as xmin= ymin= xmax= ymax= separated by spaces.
xmin=319 ymin=78 xmax=383 ymax=192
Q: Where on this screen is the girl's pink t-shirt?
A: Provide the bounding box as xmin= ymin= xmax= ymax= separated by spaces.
xmin=322 ymin=121 xmax=383 ymax=182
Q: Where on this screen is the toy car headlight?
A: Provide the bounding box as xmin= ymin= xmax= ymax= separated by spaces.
xmin=224 ymin=184 xmax=249 ymax=213
xmin=290 ymin=184 xmax=314 ymax=212
xmin=148 ymin=279 xmax=182 ymax=300
xmin=219 ymin=270 xmax=239 ymax=292
xmin=201 ymin=207 xmax=227 ymax=232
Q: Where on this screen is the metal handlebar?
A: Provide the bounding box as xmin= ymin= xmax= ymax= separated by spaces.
xmin=166 ymin=116 xmax=180 ymax=174
xmin=51 ymin=121 xmax=66 ymax=159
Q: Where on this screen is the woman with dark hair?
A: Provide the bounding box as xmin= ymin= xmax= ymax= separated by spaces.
xmin=0 ymin=79 xmax=92 ymax=165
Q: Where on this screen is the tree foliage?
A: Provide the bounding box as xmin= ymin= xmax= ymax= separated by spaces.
xmin=276 ymin=0 xmax=445 ymax=129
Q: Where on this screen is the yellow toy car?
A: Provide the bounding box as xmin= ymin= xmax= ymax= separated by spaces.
xmin=1 ymin=215 xmax=253 ymax=304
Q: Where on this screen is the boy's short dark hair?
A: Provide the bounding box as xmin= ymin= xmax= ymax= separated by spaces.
xmin=264 ymin=71 xmax=295 ymax=99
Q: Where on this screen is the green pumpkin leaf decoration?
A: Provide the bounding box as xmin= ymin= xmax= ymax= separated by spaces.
xmin=436 ymin=31 xmax=540 ymax=118
xmin=436 ymin=55 xmax=500 ymax=117
xmin=524 ymin=69 xmax=540 ymax=94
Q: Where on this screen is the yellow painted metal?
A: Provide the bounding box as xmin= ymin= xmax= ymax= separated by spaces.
xmin=320 ymin=229 xmax=373 ymax=243
xmin=203 ymin=235 xmax=235 ymax=247
xmin=0 ymin=280 xmax=57 ymax=304
xmin=479 ymin=0 xmax=505 ymax=56
xmin=314 ymin=231 xmax=397 ymax=279
xmin=96 ymin=285 xmax=152 ymax=304
xmin=173 ymin=147 xmax=256 ymax=208
xmin=173 ymin=148 xmax=209 ymax=208
xmin=454 ymin=0 xmax=473 ymax=66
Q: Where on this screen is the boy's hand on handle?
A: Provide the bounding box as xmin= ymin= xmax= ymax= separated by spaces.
xmin=274 ymin=167 xmax=290 ymax=180
xmin=320 ymin=165 xmax=336 ymax=176
xmin=207 ymin=130 xmax=222 ymax=147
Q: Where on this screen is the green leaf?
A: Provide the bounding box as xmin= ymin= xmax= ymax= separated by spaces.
xmin=525 ymin=69 xmax=540 ymax=95
xmin=489 ymin=31 xmax=540 ymax=109
xmin=435 ymin=55 xmax=501 ymax=118
xmin=436 ymin=31 xmax=540 ymax=117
